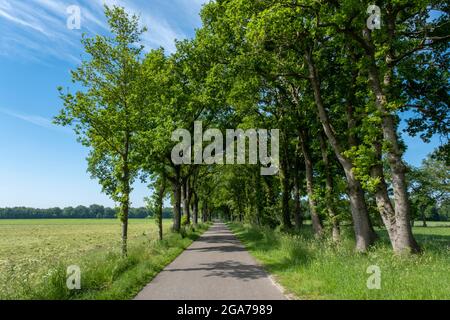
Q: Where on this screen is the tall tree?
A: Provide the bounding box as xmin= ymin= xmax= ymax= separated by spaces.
xmin=55 ymin=6 xmax=145 ymax=255
xmin=314 ymin=0 xmax=447 ymax=252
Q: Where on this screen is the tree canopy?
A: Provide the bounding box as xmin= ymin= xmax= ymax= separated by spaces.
xmin=56 ymin=2 xmax=449 ymax=255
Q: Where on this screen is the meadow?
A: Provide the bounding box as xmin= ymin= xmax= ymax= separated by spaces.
xmin=229 ymin=222 xmax=450 ymax=300
xmin=0 ymin=219 xmax=209 ymax=299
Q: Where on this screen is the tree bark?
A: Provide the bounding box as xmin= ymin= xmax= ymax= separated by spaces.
xmin=319 ymin=132 xmax=340 ymax=242
xmin=264 ymin=176 xmax=276 ymax=207
xmin=236 ymin=199 xmax=244 ymax=222
xmin=120 ymin=134 xmax=130 ymax=256
xmin=155 ymin=176 xmax=166 ymax=241
xmin=120 ymin=207 xmax=128 ymax=257
xmin=299 ymin=129 xmax=323 ymax=236
xmin=172 ymin=165 xmax=182 ymax=232
xmin=370 ymin=142 xmax=398 ymax=249
xmin=181 ymin=176 xmax=191 ymax=224
xmin=279 ymin=132 xmax=293 ymax=229
xmin=255 ymin=172 xmax=264 ymax=225
xmin=202 ymin=202 xmax=208 ymax=223
xmin=192 ymin=191 xmax=199 ymax=226
xmin=366 ymin=60 xmax=420 ymax=253
xmin=183 ymin=178 xmax=192 ymax=224
xmin=293 ymin=158 xmax=303 ymax=229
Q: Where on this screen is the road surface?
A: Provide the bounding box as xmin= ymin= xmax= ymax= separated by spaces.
xmin=135 ymin=222 xmax=286 ymax=300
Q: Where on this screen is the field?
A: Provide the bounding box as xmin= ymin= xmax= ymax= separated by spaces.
xmin=229 ymin=222 xmax=450 ymax=300
xmin=1 ymin=219 xmax=448 ymax=300
xmin=0 ymin=219 xmax=209 ymax=299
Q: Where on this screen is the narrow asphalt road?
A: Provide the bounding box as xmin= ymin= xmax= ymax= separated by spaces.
xmin=134 ymin=222 xmax=286 ymax=300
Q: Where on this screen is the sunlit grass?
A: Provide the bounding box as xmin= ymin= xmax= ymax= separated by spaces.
xmin=229 ymin=222 xmax=450 ymax=300
xmin=0 ymin=219 xmax=209 ymax=299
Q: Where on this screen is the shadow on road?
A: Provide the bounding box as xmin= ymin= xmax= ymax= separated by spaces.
xmin=186 ymin=245 xmax=247 ymax=252
xmin=166 ymin=260 xmax=267 ymax=281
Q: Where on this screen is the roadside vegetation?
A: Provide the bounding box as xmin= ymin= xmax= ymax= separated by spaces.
xmin=229 ymin=222 xmax=450 ymax=299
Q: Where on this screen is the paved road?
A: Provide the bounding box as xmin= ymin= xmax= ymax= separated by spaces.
xmin=135 ymin=223 xmax=286 ymax=300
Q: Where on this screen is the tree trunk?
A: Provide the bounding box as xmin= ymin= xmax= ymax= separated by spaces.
xmin=366 ymin=60 xmax=420 ymax=253
xmin=346 ymin=172 xmax=377 ymax=250
xmin=304 ymin=48 xmax=376 ymax=251
xmin=157 ymin=205 xmax=163 ymax=241
xmin=293 ymin=161 xmax=303 ymax=230
xmin=122 ymin=214 xmax=128 ymax=256
xmin=237 ymin=200 xmax=244 ymax=222
xmin=319 ymin=132 xmax=340 ymax=242
xmin=172 ymin=165 xmax=182 ymax=232
xmin=202 ymin=202 xmax=208 ymax=223
xmin=155 ymin=176 xmax=166 ymax=241
xmin=279 ymin=132 xmax=293 ymax=229
xmin=120 ymin=136 xmax=130 ymax=256
xmin=181 ymin=177 xmax=190 ymax=224
xmin=299 ymin=129 xmax=323 ymax=236
xmin=255 ymin=171 xmax=264 ymax=225
xmin=264 ymin=176 xmax=276 ymax=207
xmin=370 ymin=142 xmax=398 ymax=249
xmin=421 ymin=207 xmax=427 ymax=227
xmin=181 ymin=177 xmax=191 ymax=224
xmin=192 ymin=191 xmax=199 ymax=226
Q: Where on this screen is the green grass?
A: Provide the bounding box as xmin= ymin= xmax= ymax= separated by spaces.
xmin=412 ymin=220 xmax=450 ymax=227
xmin=228 ymin=222 xmax=450 ymax=300
xmin=0 ymin=219 xmax=210 ymax=300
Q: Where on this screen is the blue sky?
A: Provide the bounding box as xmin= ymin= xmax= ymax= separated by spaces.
xmin=0 ymin=0 xmax=206 ymax=208
xmin=0 ymin=0 xmax=440 ymax=209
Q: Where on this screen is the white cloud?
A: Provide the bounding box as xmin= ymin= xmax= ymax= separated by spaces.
xmin=0 ymin=8 xmax=48 ymax=35
xmin=140 ymin=14 xmax=185 ymax=53
xmin=90 ymin=0 xmax=188 ymax=53
xmin=0 ymin=107 xmax=69 ymax=132
xmin=0 ymin=0 xmax=204 ymax=63
xmin=0 ymin=0 xmax=88 ymax=63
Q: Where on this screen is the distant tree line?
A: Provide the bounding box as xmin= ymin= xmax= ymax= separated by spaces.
xmin=0 ymin=205 xmax=173 ymax=219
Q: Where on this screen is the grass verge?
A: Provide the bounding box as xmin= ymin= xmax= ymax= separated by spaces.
xmin=228 ymin=222 xmax=450 ymax=300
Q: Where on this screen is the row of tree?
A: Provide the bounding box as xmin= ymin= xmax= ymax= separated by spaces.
xmin=56 ymin=2 xmax=449 ymax=255
xmin=0 ymin=205 xmax=173 ymax=219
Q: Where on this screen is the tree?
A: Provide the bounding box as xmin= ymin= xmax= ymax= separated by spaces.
xmin=194 ymin=0 xmax=447 ymax=253
xmin=409 ymin=155 xmax=450 ymax=226
xmin=55 ymin=6 xmax=146 ymax=255
xmin=231 ymin=0 xmax=377 ymax=250
xmin=313 ymin=0 xmax=448 ymax=253
xmin=145 ymin=174 xmax=167 ymax=241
